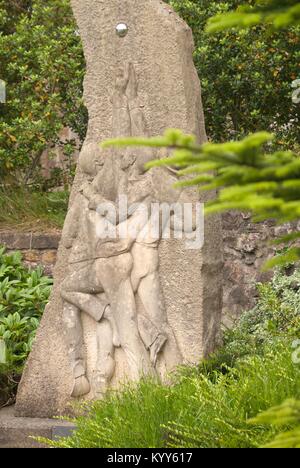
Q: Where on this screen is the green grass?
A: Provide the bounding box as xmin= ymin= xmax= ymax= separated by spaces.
xmin=0 ymin=188 xmax=68 ymax=231
xmin=42 ymin=340 xmax=300 ymax=448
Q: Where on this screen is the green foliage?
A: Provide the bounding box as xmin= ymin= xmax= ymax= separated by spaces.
xmin=250 ymin=399 xmax=300 ymax=448
xmin=186 ymin=266 xmax=300 ymax=385
xmin=104 ymin=129 xmax=300 ymax=267
xmin=193 ymin=266 xmax=300 ymax=375
xmin=206 ymin=1 xmax=300 ymax=32
xmin=40 ymin=340 xmax=300 ymax=448
xmin=0 ymin=187 xmax=69 ymax=230
xmin=0 ymin=313 xmax=39 ymax=367
xmin=0 ymin=248 xmax=52 ymax=319
xmin=0 ymin=247 xmax=52 ymax=406
xmin=0 ymin=0 xmax=87 ymax=185
xmin=168 ymin=0 xmax=299 ymax=148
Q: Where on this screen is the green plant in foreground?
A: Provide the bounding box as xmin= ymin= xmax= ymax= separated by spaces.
xmin=39 ymin=340 xmax=300 ymax=448
xmin=206 ymin=0 xmax=300 ymax=33
xmin=250 ymin=399 xmax=300 ymax=448
xmin=0 ymin=247 xmax=52 ymax=406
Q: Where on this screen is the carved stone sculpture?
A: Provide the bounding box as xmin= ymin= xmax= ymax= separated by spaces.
xmin=15 ymin=0 xmax=223 ymax=418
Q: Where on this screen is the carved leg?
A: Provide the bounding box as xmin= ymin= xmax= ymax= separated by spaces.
xmin=137 ymin=313 xmax=167 ymax=367
xmin=95 ymin=254 xmax=155 ymax=380
xmin=138 ymin=272 xmax=183 ymax=370
xmin=61 ymin=262 xmax=109 ymax=397
xmin=113 ymin=278 xmax=155 ymax=379
xmin=62 ymin=302 xmax=90 ymax=397
xmin=132 ymin=244 xmax=183 ymax=370
xmin=93 ymin=320 xmax=116 ymax=398
xmin=61 ymin=263 xmax=108 ymax=322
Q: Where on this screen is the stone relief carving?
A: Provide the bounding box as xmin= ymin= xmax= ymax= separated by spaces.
xmin=15 ymin=0 xmax=222 ymax=419
xmin=61 ymin=64 xmax=183 ymax=398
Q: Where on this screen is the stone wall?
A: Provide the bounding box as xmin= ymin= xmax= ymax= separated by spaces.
xmin=1 ymin=216 xmax=292 ymax=324
xmin=222 ymin=213 xmax=274 ymax=325
xmin=222 ymin=213 xmax=299 ymax=325
xmin=0 ymin=231 xmax=60 ymax=277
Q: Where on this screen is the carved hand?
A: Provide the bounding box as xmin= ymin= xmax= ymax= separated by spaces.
xmin=95 ymin=237 xmax=133 ymax=258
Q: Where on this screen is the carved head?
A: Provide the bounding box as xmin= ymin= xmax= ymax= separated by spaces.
xmin=79 ymin=142 xmax=104 ymax=179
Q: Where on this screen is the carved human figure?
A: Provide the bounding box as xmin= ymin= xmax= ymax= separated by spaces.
xmin=127 ymin=63 xmax=148 ymax=137
xmin=62 ymin=143 xmax=155 ymax=397
xmin=61 ymin=143 xmax=119 ymax=397
xmin=111 ymin=63 xmax=132 ymax=138
xmin=111 ymin=61 xmax=147 ymax=138
xmin=122 ymin=160 xmax=184 ymax=370
xmin=89 ymin=155 xmax=184 ymax=371
xmin=85 ymin=160 xmax=157 ymax=382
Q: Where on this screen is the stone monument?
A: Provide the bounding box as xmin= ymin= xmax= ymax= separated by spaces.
xmin=15 ymin=0 xmax=223 ymax=418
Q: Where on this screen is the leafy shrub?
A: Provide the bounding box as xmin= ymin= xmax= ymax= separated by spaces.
xmin=0 ymin=247 xmax=52 ymax=406
xmin=168 ymin=0 xmax=300 ymax=150
xmin=0 ymin=0 xmax=87 ymax=184
xmin=221 ymin=266 xmax=300 ymax=359
xmin=165 ymin=266 xmax=300 ymax=381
